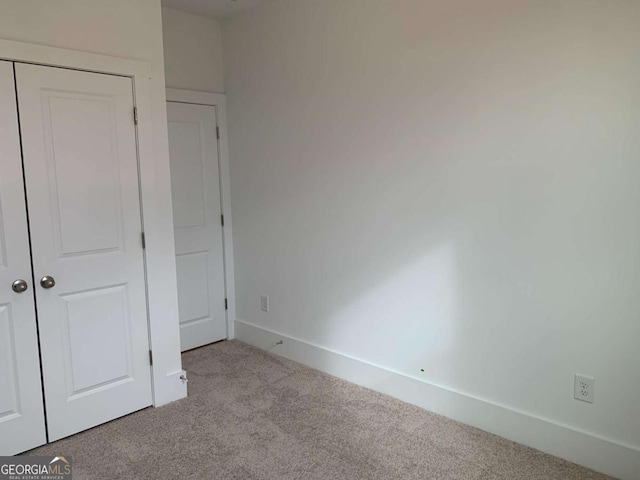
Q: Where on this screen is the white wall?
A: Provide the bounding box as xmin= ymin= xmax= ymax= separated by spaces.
xmin=162 ymin=7 xmax=224 ymax=93
xmin=0 ymin=0 xmax=185 ymax=406
xmin=223 ymin=0 xmax=640 ymax=476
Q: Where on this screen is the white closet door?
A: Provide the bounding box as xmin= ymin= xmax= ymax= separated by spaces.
xmin=167 ymin=102 xmax=227 ymax=351
xmin=0 ymin=61 xmax=47 ymax=455
xmin=15 ymin=63 xmax=152 ymax=441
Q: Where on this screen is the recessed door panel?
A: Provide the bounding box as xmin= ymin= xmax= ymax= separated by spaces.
xmin=15 ymin=63 xmax=152 ymax=442
xmin=167 ymin=102 xmax=227 ymax=351
xmin=176 ymin=252 xmax=211 ymax=324
xmin=169 ymin=121 xmax=206 ymax=229
xmin=0 ymin=304 xmax=19 ymax=419
xmin=0 ymin=61 xmax=47 ymax=455
xmin=61 ymin=285 xmax=132 ymax=396
xmin=46 ymin=94 xmax=124 ymax=256
xmin=0 ymin=211 xmax=7 ymax=269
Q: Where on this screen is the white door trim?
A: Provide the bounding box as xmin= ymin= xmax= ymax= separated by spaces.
xmin=166 ymin=88 xmax=236 ymax=339
xmin=0 ymin=38 xmax=187 ymax=408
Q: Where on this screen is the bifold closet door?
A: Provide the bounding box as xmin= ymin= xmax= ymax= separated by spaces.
xmin=15 ymin=63 xmax=153 ymax=441
xmin=167 ymin=102 xmax=227 ymax=351
xmin=0 ymin=61 xmax=47 ymax=455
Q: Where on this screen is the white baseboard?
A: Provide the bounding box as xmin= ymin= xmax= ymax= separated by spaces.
xmin=236 ymin=319 xmax=640 ymax=480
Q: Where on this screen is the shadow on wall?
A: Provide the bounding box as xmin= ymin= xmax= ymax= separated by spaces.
xmin=226 ymin=0 xmax=640 ymax=450
xmin=325 ymin=244 xmax=456 ymax=383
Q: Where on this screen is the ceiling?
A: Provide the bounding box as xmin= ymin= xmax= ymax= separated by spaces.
xmin=161 ymin=0 xmax=270 ymax=19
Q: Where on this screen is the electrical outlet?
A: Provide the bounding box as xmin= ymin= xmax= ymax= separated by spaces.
xmin=574 ymin=374 xmax=595 ymax=404
xmin=260 ymin=295 xmax=269 ymax=312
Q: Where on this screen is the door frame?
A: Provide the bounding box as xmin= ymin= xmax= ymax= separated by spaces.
xmin=166 ymin=88 xmax=236 ymax=340
xmin=0 ymin=38 xmax=187 ymax=408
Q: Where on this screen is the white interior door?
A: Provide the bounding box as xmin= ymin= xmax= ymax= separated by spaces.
xmin=167 ymin=102 xmax=227 ymax=351
xmin=15 ymin=63 xmax=152 ymax=441
xmin=0 ymin=61 xmax=47 ymax=455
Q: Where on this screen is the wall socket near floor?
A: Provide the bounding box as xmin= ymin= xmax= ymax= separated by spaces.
xmin=574 ymin=374 xmax=595 ymax=404
xmin=260 ymin=295 xmax=269 ymax=312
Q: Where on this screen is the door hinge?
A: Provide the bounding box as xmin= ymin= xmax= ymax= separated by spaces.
xmin=216 ymin=126 xmax=220 ymax=139
xmin=141 ymin=232 xmax=146 ymax=249
xmin=220 ymin=214 xmax=224 ymax=227
xmin=225 ymin=298 xmax=228 ymax=310
xmin=133 ymin=107 xmax=138 ymax=125
xmin=149 ymin=350 xmax=153 ymax=366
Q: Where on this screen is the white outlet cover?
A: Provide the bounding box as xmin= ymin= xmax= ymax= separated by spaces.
xmin=574 ymin=374 xmax=595 ymax=404
xmin=261 ymin=295 xmax=269 ymax=312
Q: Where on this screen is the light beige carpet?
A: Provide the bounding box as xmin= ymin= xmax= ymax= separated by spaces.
xmin=26 ymin=340 xmax=612 ymax=479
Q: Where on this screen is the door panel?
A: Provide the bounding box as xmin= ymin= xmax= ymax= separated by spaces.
xmin=61 ymin=285 xmax=132 ymax=397
xmin=170 ymin=121 xmax=206 ymax=229
xmin=47 ymin=95 xmax=123 ymax=256
xmin=0 ymin=61 xmax=47 ymax=455
xmin=167 ymin=102 xmax=226 ymax=351
xmin=176 ymin=252 xmax=210 ymax=324
xmin=15 ymin=63 xmax=152 ymax=441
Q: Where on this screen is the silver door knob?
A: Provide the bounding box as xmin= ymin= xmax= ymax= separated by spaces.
xmin=40 ymin=276 xmax=56 ymax=289
xmin=12 ymin=279 xmax=28 ymax=293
